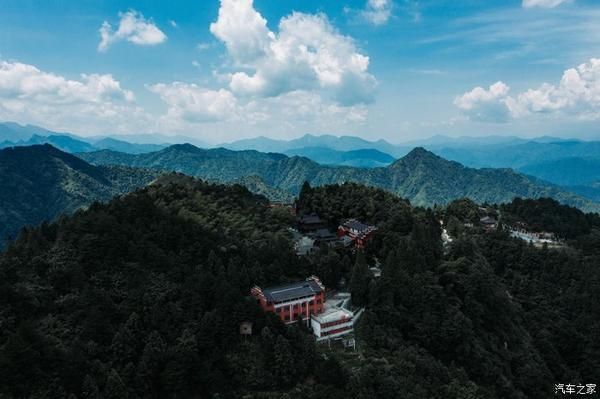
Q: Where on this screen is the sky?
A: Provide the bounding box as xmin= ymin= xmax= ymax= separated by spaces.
xmin=1 ymin=0 xmax=600 ymax=144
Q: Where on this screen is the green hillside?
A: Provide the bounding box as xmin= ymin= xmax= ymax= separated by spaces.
xmin=1 ymin=177 xmax=599 ymax=398
xmin=0 ymin=144 xmax=158 ymax=243
xmin=79 ymin=145 xmax=600 ymax=213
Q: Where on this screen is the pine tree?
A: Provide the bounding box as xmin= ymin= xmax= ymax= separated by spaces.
xmin=110 ymin=312 xmax=142 ymax=365
xmin=104 ymin=369 xmax=128 ymax=399
xmin=350 ymin=250 xmax=371 ymax=306
xmin=136 ymin=331 xmax=166 ymax=396
xmin=81 ymin=375 xmax=101 ymax=399
xmin=273 ymin=335 xmax=295 ymax=387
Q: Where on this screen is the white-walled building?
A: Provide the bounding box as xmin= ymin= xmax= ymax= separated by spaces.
xmin=311 ymin=305 xmax=354 ymax=341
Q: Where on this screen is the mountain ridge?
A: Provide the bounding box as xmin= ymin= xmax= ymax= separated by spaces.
xmin=0 ymin=144 xmax=158 ymax=244
xmin=78 ymin=144 xmax=600 ymax=213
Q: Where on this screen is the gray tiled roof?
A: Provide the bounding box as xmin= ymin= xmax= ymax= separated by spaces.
xmin=342 ymin=219 xmax=373 ymax=232
xmin=263 ymin=280 xmax=323 ymax=303
xmin=299 ymin=215 xmax=322 ymax=224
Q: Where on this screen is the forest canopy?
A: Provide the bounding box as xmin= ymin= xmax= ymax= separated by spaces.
xmin=1 ymin=175 xmax=599 ymax=398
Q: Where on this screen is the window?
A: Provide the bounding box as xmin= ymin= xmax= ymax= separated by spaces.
xmin=309 ymin=300 xmax=314 ymax=305
xmin=317 ymin=299 xmax=321 ymax=304
xmin=301 ymin=302 xmax=306 ymax=307
xmin=284 ymin=315 xmax=290 ymax=321
xmin=276 ymin=308 xmax=281 ymax=313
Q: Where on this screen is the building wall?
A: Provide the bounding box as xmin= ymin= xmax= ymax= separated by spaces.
xmin=275 ymin=294 xmax=324 ymax=323
xmin=251 ymin=289 xmax=325 ymax=324
xmin=311 ymin=318 xmax=354 ymax=341
xmin=337 ymin=226 xmax=374 ymax=248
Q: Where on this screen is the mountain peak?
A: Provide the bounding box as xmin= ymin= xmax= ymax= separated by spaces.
xmin=167 ymin=143 xmax=201 ymax=153
xmin=388 ymin=146 xmax=453 ymax=170
xmin=403 ymin=147 xmax=439 ymax=161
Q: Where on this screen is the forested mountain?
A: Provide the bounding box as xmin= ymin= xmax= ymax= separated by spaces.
xmin=232 ymin=175 xmax=295 ymax=203
xmin=518 ymin=157 xmax=600 ymax=186
xmin=78 ymin=144 xmax=600 ymax=212
xmin=0 ymin=144 xmax=158 ymax=244
xmin=283 ymin=147 xmax=395 ymax=167
xmin=1 ymin=176 xmax=599 ymax=398
xmin=567 ymin=181 xmax=600 ymax=202
xmin=4 ymin=121 xmax=600 ymax=188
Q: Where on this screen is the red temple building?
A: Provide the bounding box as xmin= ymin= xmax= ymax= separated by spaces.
xmin=252 ymin=278 xmax=358 ymax=341
xmin=251 ymin=276 xmax=325 ymax=324
xmin=338 ymin=219 xmax=377 ymax=248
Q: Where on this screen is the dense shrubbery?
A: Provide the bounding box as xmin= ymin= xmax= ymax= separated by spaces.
xmin=500 ymin=197 xmax=600 ymax=239
xmin=1 ymin=176 xmax=599 ymax=398
xmin=0 ymin=144 xmax=158 ymax=246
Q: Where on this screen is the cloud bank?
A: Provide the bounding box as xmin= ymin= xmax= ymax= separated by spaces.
xmin=148 ymin=0 xmax=376 ymax=134
xmin=455 ymin=58 xmax=600 ymax=122
xmin=210 ymin=0 xmax=376 ymax=106
xmin=99 ymin=10 xmax=166 ymax=52
xmin=1 ymin=2 xmax=376 ymax=139
xmin=361 ymin=0 xmax=393 ymax=26
xmin=0 ymin=60 xmax=147 ymax=133
xmin=522 ymin=0 xmax=570 ymax=8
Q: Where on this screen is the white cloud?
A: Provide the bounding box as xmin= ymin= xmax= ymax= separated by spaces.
xmin=0 ymin=60 xmax=147 ymax=134
xmin=522 ymin=0 xmax=570 ymax=8
xmin=196 ymin=42 xmax=212 ymax=51
xmin=516 ymin=58 xmax=600 ymax=118
xmin=98 ymin=10 xmax=166 ymax=52
xmin=0 ymin=61 xmax=134 ymax=103
xmin=455 ymin=58 xmax=600 ymax=122
xmin=210 ymin=0 xmax=376 ymax=106
xmin=454 ymin=81 xmax=513 ymax=123
xmin=362 ymin=0 xmax=393 ymax=26
xmin=148 ymin=82 xmax=240 ymax=124
xmin=268 ymin=90 xmax=368 ymax=123
xmin=209 ymin=0 xmax=273 ymax=64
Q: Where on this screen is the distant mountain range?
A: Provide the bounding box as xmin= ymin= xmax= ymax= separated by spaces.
xmin=0 ymin=144 xmax=158 ymax=243
xmin=222 ymin=133 xmax=408 ymax=157
xmin=2 ymin=143 xmax=599 ymax=245
xmin=435 ymin=140 xmax=600 ymax=169
xmin=78 ymin=144 xmax=600 ymax=213
xmin=4 ymin=121 xmax=600 ymax=194
xmin=223 ymin=133 xmax=600 ymax=190
xmin=283 ymin=147 xmax=395 ymax=167
xmin=0 ymin=121 xmax=66 ymax=142
xmin=567 ymin=181 xmax=600 ymax=203
xmin=0 ymin=132 xmax=166 ymax=155
xmin=518 ymin=157 xmax=600 ymax=186
xmin=0 ymin=122 xmax=172 ymax=154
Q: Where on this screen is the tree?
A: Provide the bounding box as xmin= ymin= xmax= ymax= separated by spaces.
xmin=350 ymin=250 xmax=371 ymax=306
xmin=273 ymin=335 xmax=295 ymax=387
xmin=81 ymin=375 xmax=101 ymax=399
xmin=136 ymin=331 xmax=166 ymax=396
xmin=104 ymin=369 xmax=128 ymax=399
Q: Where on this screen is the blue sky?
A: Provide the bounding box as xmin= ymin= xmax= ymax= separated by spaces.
xmin=1 ymin=0 xmax=600 ymax=143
